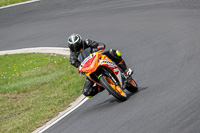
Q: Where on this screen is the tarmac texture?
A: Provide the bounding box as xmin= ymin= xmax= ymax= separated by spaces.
xmin=1 ymin=0 xmax=200 ymax=133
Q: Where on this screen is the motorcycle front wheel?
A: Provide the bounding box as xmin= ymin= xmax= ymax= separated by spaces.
xmin=99 ymin=76 xmax=127 ymax=101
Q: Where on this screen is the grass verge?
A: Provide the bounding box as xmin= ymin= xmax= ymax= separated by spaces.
xmin=0 ymin=0 xmax=30 ymax=7
xmin=0 ymin=53 xmax=85 ymax=133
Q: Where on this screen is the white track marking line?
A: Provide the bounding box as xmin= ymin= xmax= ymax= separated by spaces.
xmin=38 ymin=97 xmax=89 ymax=133
xmin=0 ymin=0 xmax=40 ymax=10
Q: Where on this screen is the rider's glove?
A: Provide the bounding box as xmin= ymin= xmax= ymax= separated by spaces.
xmin=97 ymin=45 xmax=105 ymax=51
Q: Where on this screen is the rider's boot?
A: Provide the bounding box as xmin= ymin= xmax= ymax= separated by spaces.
xmin=118 ymin=60 xmax=133 ymax=77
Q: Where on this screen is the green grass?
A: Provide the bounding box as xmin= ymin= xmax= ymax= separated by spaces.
xmin=0 ymin=53 xmax=85 ymax=133
xmin=0 ymin=0 xmax=30 ymax=7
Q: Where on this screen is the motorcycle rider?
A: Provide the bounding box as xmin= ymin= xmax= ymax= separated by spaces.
xmin=68 ymin=33 xmax=133 ymax=98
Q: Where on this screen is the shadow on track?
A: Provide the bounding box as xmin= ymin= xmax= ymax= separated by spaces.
xmin=94 ymin=86 xmax=149 ymax=106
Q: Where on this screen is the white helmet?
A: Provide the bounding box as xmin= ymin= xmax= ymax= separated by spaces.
xmin=68 ymin=33 xmax=83 ymax=52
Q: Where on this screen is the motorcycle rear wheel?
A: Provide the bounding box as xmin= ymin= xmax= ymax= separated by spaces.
xmin=99 ymin=76 xmax=127 ymax=101
xmin=126 ymin=78 xmax=138 ymax=93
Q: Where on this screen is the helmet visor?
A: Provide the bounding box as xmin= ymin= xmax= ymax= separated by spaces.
xmin=69 ymin=42 xmax=82 ymax=52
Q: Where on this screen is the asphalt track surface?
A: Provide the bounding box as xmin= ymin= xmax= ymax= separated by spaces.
xmin=1 ymin=0 xmax=200 ymax=133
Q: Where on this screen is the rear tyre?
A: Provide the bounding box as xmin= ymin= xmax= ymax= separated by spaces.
xmin=126 ymin=78 xmax=138 ymax=93
xmin=99 ymin=76 xmax=127 ymax=101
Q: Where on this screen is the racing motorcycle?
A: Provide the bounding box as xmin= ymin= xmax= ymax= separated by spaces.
xmin=78 ymin=48 xmax=138 ymax=101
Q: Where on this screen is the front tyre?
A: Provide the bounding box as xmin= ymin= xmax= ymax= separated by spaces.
xmin=99 ymin=76 xmax=127 ymax=101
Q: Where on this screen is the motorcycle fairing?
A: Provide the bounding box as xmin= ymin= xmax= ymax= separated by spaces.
xmin=79 ymin=53 xmax=98 ymax=73
xmin=78 ymin=50 xmax=123 ymax=87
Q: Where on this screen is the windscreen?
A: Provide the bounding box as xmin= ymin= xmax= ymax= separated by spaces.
xmin=78 ymin=47 xmax=92 ymax=62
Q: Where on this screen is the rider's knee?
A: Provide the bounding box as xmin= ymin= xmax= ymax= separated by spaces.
xmin=82 ymin=86 xmax=99 ymax=97
xmin=82 ymin=87 xmax=91 ymax=96
xmin=109 ymin=49 xmax=122 ymax=58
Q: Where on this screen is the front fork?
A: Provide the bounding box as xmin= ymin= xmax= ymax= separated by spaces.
xmin=98 ymin=67 xmax=121 ymax=88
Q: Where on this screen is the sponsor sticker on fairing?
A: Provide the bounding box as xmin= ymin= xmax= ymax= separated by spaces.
xmin=101 ymin=60 xmax=117 ymax=67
